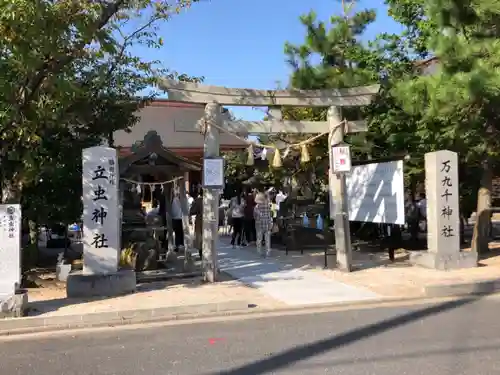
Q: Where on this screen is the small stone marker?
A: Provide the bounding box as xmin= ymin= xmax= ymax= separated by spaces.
xmin=0 ymin=204 xmax=21 ymax=297
xmin=411 ymin=150 xmax=477 ymax=269
xmin=82 ymin=146 xmax=120 ymax=275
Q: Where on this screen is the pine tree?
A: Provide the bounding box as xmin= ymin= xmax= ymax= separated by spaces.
xmin=397 ymin=0 xmax=500 ymax=253
xmin=285 ymin=1 xmax=377 ymax=90
xmin=277 ymin=1 xmax=380 ymax=199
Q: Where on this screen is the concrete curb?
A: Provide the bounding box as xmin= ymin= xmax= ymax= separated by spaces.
xmin=2 ymin=282 xmax=500 ymax=337
xmin=136 ymin=271 xmax=202 ymax=283
xmin=0 ymin=294 xmax=489 ymax=337
xmin=424 ymin=279 xmax=500 ymax=298
xmin=0 ymin=297 xmax=429 ymax=337
xmin=0 ymin=300 xmax=250 ymax=337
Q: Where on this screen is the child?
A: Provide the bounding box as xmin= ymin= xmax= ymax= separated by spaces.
xmin=253 ymin=192 xmax=273 ymax=257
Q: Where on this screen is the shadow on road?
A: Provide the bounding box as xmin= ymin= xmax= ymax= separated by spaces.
xmin=208 ymin=296 xmax=482 ymax=375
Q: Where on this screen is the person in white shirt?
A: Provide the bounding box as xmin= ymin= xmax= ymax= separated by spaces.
xmin=186 ymin=192 xmax=194 ymax=207
xmin=186 ymin=192 xmax=195 ymax=225
xmin=275 ymin=190 xmax=287 ymax=212
xmin=171 ymin=192 xmax=184 ymax=251
xmin=229 ymin=192 xmax=245 ymax=248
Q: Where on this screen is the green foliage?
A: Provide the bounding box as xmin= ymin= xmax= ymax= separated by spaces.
xmin=223 ymin=4 xmax=387 ymax=196
xmin=222 ymin=149 xmax=288 ymax=195
xmin=284 ymin=8 xmax=379 ymax=90
xmin=222 ymin=0 xmax=496 ymax=255
xmin=395 ymin=0 xmax=500 ymax=162
xmin=385 ymin=0 xmax=434 ymax=57
xmin=391 ymin=0 xmax=500 ymax=251
xmin=223 ymin=151 xmax=251 ymax=185
xmin=0 ymin=0 xmax=202 ymax=225
xmin=269 ymin=4 xmax=382 ymax=195
xmin=278 ymin=0 xmax=485 ymax=194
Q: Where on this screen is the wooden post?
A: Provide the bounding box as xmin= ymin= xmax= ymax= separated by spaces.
xmin=202 ymin=102 xmax=221 ymax=282
xmin=328 ymin=106 xmax=353 ymax=272
xmin=164 ymin=184 xmax=176 ymax=261
xmin=178 ymin=181 xmax=194 ymax=270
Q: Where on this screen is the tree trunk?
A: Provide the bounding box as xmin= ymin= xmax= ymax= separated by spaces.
xmin=1 ymin=178 xmax=23 ymax=204
xmin=459 ymin=214 xmax=466 ymax=244
xmin=301 ymin=172 xmax=313 ymax=199
xmin=471 ymin=157 xmax=493 ymax=254
xmin=290 ymin=175 xmax=300 ymax=198
xmin=25 ymin=220 xmax=39 ymax=270
xmin=107 ymin=132 xmax=114 ymax=147
xmin=28 ymin=220 xmax=38 ymax=245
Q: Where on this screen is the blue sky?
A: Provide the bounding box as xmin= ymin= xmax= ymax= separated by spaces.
xmin=134 ymin=0 xmax=403 ymax=120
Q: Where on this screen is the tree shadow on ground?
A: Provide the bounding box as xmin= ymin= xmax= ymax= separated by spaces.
xmin=205 ymin=296 xmax=483 ymax=375
xmin=23 ymin=255 xmax=229 ymax=317
xmin=240 ymin=238 xmax=410 ymax=273
xmin=477 ymin=242 xmax=500 ymax=262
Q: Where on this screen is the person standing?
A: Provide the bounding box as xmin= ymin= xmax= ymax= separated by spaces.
xmin=243 ymin=190 xmax=256 ymax=244
xmin=416 ymin=193 xmax=427 ymax=232
xmin=254 ymin=192 xmax=273 ymax=257
xmin=186 ymin=191 xmax=194 ymax=212
xmin=229 ymin=192 xmax=245 ymax=248
xmin=275 ymin=190 xmax=287 ymax=212
xmin=186 ymin=191 xmax=194 ymax=226
xmin=189 ymin=189 xmax=203 ymax=259
xmin=171 ymin=190 xmax=184 ymax=252
xmin=405 ymin=192 xmax=420 ymax=242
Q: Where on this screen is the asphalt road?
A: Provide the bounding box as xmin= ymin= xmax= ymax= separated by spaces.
xmin=2 ymin=297 xmax=500 ymax=375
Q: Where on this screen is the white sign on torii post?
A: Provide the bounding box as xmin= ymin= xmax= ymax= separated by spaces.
xmin=159 ymin=79 xmax=379 ymax=279
xmin=332 ymin=143 xmax=352 ymax=173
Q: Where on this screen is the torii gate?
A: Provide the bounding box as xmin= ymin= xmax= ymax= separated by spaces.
xmin=159 ymin=79 xmax=379 ymax=281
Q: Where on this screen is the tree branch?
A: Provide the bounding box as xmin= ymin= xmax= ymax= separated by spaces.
xmin=15 ymin=0 xmax=127 ymax=121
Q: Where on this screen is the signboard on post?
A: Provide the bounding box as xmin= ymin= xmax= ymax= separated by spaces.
xmin=345 ymin=160 xmax=405 ymax=225
xmin=202 ymin=157 xmax=224 ymax=189
xmin=332 ymin=144 xmax=352 ymax=173
xmin=0 ymin=204 xmax=21 ymax=297
xmin=82 ymin=146 xmax=120 ymax=275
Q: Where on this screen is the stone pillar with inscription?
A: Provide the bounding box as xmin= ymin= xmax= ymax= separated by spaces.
xmin=82 ymin=146 xmax=121 ymax=275
xmin=410 ymin=150 xmax=478 ymax=270
xmin=66 ymin=146 xmax=136 ymax=298
xmin=0 ymin=204 xmax=26 ymax=316
xmin=0 ymin=204 xmax=21 ymax=298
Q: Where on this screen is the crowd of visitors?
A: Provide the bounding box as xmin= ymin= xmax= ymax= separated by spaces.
xmin=226 ymin=188 xmax=286 ymax=257
xmin=141 ymin=185 xmax=287 ymax=259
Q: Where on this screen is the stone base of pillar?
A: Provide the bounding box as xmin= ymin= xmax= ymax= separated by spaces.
xmin=183 ymin=252 xmax=195 ymax=272
xmin=165 ymin=250 xmax=177 ymax=263
xmin=66 ymin=269 xmax=136 ymax=298
xmin=0 ymin=289 xmax=28 ymax=318
xmin=410 ymin=250 xmax=478 ymax=270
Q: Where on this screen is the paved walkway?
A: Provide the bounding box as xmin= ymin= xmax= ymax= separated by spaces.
xmin=27 ymin=275 xmax=283 ymax=317
xmin=217 ymin=240 xmax=380 ymax=306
